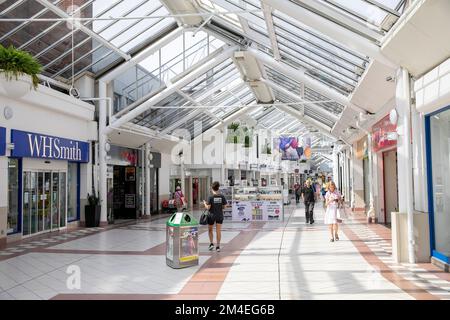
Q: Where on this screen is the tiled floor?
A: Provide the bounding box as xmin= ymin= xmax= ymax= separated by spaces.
xmin=0 ymin=205 xmax=449 ymax=300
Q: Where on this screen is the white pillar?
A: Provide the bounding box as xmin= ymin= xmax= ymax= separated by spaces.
xmin=412 ymin=109 xmax=428 ymax=212
xmin=98 ymin=81 xmax=108 ymax=225
xmin=396 ymin=67 xmax=415 ymax=264
xmin=180 ymin=157 xmax=186 ymax=206
xmin=332 ymin=151 xmax=339 ymax=183
xmin=367 ymin=133 xmax=376 ymax=223
xmin=145 ymin=143 xmax=151 ymax=216
xmin=349 ymin=148 xmax=355 ymax=208
xmin=221 ymin=129 xmax=226 ymax=183
xmin=141 ymin=145 xmax=145 ymax=216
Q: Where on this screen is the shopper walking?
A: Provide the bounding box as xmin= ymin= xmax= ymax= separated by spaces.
xmin=203 ymin=181 xmax=227 ymax=252
xmin=324 ymin=181 xmax=341 ymax=242
xmin=294 ymin=182 xmax=301 ymax=204
xmin=174 ymin=186 xmax=185 ymax=211
xmin=301 ymin=180 xmax=316 ymax=224
xmin=321 ymin=185 xmax=327 ymax=208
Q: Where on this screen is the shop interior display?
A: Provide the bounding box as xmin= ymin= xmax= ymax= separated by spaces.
xmin=219 ymin=186 xmax=233 ymax=220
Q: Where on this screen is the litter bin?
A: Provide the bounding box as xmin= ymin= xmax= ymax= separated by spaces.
xmin=166 ymin=212 xmax=199 ymax=269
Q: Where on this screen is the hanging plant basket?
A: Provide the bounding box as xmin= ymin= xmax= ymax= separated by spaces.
xmin=227 ymin=122 xmax=242 ymax=144
xmin=0 ymin=44 xmax=42 ymax=98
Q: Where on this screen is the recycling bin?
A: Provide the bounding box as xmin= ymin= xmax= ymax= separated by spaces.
xmin=166 ymin=211 xmax=199 ymax=269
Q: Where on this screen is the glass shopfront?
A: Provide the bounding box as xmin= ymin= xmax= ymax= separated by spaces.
xmin=22 ymin=170 xmax=67 ymax=236
xmin=7 ymin=129 xmax=88 ymax=237
xmin=7 ymin=158 xmax=20 ymax=234
xmin=426 ymin=107 xmax=450 ymax=262
xmin=67 ymin=162 xmax=80 ymax=222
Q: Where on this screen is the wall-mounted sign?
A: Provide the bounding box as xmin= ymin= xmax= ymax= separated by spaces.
xmin=125 ymin=167 xmax=136 ymax=181
xmin=124 ymin=194 xmax=135 ymax=209
xmin=372 ymin=114 xmax=397 ymax=152
xmin=0 ymin=127 xmax=6 ymax=156
xmin=11 ymin=129 xmax=89 ymax=163
xmin=356 ymin=136 xmax=368 ymax=160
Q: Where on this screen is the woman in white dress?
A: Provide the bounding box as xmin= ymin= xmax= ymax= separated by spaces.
xmin=324 ymin=182 xmax=341 ymax=242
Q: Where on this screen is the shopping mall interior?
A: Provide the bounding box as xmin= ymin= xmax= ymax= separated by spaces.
xmin=0 ymin=0 xmax=450 ymax=301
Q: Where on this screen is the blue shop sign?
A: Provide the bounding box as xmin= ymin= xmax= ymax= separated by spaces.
xmin=0 ymin=127 xmax=5 ymax=156
xmin=11 ymin=129 xmax=89 ymax=163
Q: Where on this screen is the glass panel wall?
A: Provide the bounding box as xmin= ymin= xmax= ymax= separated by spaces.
xmin=429 ymin=110 xmax=450 ymax=258
xmin=60 ymin=173 xmax=67 ymax=228
xmin=67 ymin=163 xmax=78 ymax=222
xmin=22 ymin=170 xmax=68 ymax=236
xmin=51 ymin=172 xmax=59 ymax=230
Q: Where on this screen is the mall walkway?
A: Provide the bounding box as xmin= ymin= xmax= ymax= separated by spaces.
xmin=0 ymin=205 xmax=449 ymax=300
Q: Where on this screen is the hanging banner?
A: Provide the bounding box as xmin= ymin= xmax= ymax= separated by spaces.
xmin=11 ymin=129 xmax=89 ymax=163
xmin=0 ymin=127 xmax=6 ymax=156
xmin=372 ymin=114 xmax=397 ymax=152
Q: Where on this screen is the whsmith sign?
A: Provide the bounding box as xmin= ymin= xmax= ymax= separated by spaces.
xmin=11 ymin=129 xmax=89 ymax=163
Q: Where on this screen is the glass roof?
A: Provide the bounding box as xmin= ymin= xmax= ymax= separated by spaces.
xmin=319 ymin=0 xmax=406 ymax=32
xmin=0 ymin=0 xmax=410 ymax=165
xmin=0 ymin=0 xmax=176 ymax=81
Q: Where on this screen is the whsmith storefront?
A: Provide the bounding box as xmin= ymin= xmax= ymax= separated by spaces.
xmin=5 ymin=129 xmax=89 ymax=240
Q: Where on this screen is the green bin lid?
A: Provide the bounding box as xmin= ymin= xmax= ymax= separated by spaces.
xmin=167 ymin=212 xmax=198 ymax=227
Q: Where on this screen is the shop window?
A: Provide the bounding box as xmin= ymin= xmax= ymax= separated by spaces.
xmin=67 ymin=163 xmax=79 ymax=222
xmin=7 ymin=158 xmax=20 ymax=234
xmin=429 ymin=109 xmax=450 ymax=257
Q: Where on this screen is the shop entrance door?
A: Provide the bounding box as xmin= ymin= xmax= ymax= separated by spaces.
xmin=113 ymin=166 xmax=137 ymax=219
xmin=199 ymin=177 xmax=210 ymax=205
xmin=383 ymin=150 xmax=398 ymax=225
xmin=23 ymin=171 xmax=67 ymax=236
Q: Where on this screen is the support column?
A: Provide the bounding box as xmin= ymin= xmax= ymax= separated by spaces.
xmin=367 ymin=133 xmax=376 ymax=223
xmin=221 ymin=129 xmax=226 ymax=184
xmin=349 ymin=148 xmax=355 ymax=208
xmin=141 ymin=145 xmax=145 ymax=216
xmin=98 ymin=81 xmax=108 ymax=226
xmin=396 ymin=67 xmax=415 ymax=264
xmin=332 ymin=151 xmax=339 ymax=183
xmin=145 ymin=143 xmax=151 ymax=216
xmin=180 ymin=157 xmax=186 ymax=207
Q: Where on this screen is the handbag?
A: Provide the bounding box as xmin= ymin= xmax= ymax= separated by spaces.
xmin=199 ymin=210 xmax=209 ymax=225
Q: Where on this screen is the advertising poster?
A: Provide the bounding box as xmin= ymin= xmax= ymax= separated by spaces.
xmin=124 ymin=194 xmax=135 ymax=208
xmin=232 ymin=201 xmax=252 ymax=222
xmin=372 ymin=114 xmax=397 ymax=152
xmin=166 ymin=226 xmax=174 ymax=261
xmin=251 ymin=201 xmax=264 ymax=221
xmin=179 ymin=226 xmax=199 ymax=262
xmin=262 ymin=201 xmax=283 ymax=221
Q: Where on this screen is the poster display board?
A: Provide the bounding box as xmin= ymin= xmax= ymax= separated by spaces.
xmin=166 ymin=226 xmax=174 ymax=262
xmin=232 ymin=201 xmax=253 ymax=222
xmin=262 ymin=201 xmax=283 ymax=221
xmin=230 ymin=186 xmax=284 ymax=222
xmin=179 ymin=226 xmax=199 ymax=263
